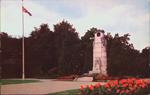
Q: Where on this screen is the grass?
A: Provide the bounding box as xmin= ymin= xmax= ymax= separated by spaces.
xmin=0 ymin=79 xmax=39 ymax=85
xmin=48 ymin=89 xmax=80 ymax=95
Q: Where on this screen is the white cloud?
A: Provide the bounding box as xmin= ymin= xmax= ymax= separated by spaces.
xmin=1 ymin=0 xmax=60 ymax=37
xmin=70 ymin=0 xmax=149 ymax=50
xmin=1 ymin=0 xmax=149 ymax=50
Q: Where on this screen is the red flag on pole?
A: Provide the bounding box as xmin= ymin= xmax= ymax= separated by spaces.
xmin=22 ymin=6 xmax=32 ymax=16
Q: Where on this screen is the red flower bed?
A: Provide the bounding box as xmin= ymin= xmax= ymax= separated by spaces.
xmin=80 ymin=78 xmax=150 ymax=95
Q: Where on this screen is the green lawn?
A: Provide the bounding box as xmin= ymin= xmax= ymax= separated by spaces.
xmin=0 ymin=79 xmax=39 ymax=85
xmin=48 ymin=89 xmax=80 ymax=95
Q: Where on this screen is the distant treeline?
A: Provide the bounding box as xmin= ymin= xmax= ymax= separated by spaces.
xmin=1 ymin=20 xmax=150 ymax=78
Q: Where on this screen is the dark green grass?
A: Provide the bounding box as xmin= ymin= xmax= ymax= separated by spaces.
xmin=48 ymin=89 xmax=80 ymax=95
xmin=0 ymin=79 xmax=39 ymax=85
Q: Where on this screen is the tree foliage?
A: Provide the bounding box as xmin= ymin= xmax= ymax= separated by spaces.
xmin=53 ymin=20 xmax=81 ymax=74
xmin=1 ymin=21 xmax=150 ymax=78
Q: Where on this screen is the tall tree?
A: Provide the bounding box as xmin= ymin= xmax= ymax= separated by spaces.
xmin=106 ymin=33 xmax=143 ymax=76
xmin=53 ymin=20 xmax=80 ymax=75
xmin=26 ymin=24 xmax=55 ymax=77
xmin=1 ymin=32 xmax=22 ymax=78
xmin=140 ymin=47 xmax=150 ymax=77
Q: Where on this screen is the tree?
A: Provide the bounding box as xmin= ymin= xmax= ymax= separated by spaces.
xmin=1 ymin=32 xmax=22 ymax=78
xmin=106 ymin=33 xmax=144 ymax=77
xmin=53 ymin=20 xmax=80 ymax=75
xmin=26 ymin=24 xmax=55 ymax=77
xmin=140 ymin=47 xmax=150 ymax=77
xmin=1 ymin=21 xmax=149 ymax=78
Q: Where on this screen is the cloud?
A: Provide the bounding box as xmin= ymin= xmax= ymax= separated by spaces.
xmin=1 ymin=0 xmax=60 ymax=37
xmin=1 ymin=0 xmax=149 ymax=50
xmin=70 ymin=0 xmax=149 ymax=50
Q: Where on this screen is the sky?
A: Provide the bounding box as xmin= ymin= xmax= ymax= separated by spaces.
xmin=1 ymin=0 xmax=150 ymax=50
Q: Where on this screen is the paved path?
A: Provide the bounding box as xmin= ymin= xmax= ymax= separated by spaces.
xmin=1 ymin=79 xmax=105 ymax=95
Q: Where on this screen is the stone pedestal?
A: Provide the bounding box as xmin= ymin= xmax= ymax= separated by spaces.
xmin=75 ymin=77 xmax=93 ymax=82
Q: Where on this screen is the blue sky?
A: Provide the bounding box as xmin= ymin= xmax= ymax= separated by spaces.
xmin=1 ymin=0 xmax=150 ymax=50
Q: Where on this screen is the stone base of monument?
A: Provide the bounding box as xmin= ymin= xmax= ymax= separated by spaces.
xmin=74 ymin=76 xmax=93 ymax=82
xmin=89 ymin=70 xmax=108 ymax=78
xmin=74 ymin=71 xmax=108 ymax=82
xmin=89 ymin=70 xmax=100 ymax=74
xmin=73 ymin=73 xmax=93 ymax=82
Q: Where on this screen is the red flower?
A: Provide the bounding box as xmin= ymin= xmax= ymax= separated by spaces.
xmin=128 ymin=79 xmax=133 ymax=84
xmin=95 ymin=83 xmax=101 ymax=88
xmin=125 ymin=89 xmax=130 ymax=93
xmin=89 ymin=84 xmax=94 ymax=90
xmin=147 ymin=80 xmax=150 ymax=85
xmin=141 ymin=83 xmax=146 ymax=88
xmin=120 ymin=90 xmax=125 ymax=93
xmin=86 ymin=85 xmax=89 ymax=89
xmin=104 ymin=83 xmax=109 ymax=88
xmin=122 ymin=83 xmax=128 ymax=88
xmin=117 ymin=89 xmax=120 ymax=93
xmin=136 ymin=80 xmax=141 ymax=85
xmin=80 ymin=85 xmax=84 ymax=91
xmin=114 ymin=80 xmax=118 ymax=85
xmin=79 ymin=78 xmax=149 ymax=94
xmin=120 ymin=79 xmax=127 ymax=84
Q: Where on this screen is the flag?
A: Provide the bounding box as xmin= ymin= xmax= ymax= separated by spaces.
xmin=22 ymin=6 xmax=32 ymax=16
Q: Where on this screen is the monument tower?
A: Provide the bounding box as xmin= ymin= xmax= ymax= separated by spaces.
xmin=89 ymin=30 xmax=107 ymax=76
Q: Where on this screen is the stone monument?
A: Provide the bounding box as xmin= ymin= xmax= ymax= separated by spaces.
xmin=75 ymin=30 xmax=107 ymax=81
xmin=89 ymin=30 xmax=107 ymax=76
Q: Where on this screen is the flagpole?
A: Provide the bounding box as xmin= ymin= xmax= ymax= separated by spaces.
xmin=22 ymin=0 xmax=25 ymax=80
